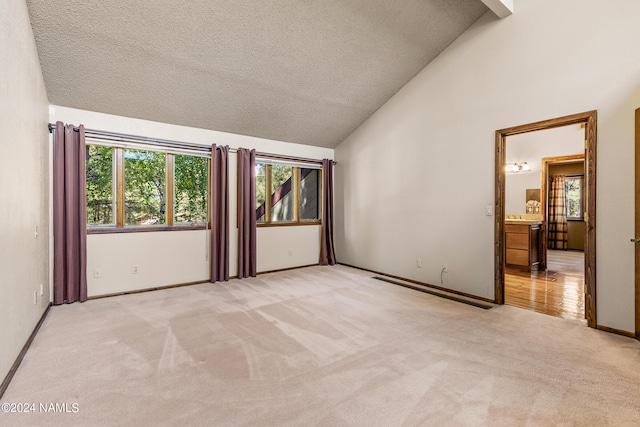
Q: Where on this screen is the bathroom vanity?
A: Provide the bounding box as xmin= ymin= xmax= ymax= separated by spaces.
xmin=504 ymin=220 xmax=542 ymax=272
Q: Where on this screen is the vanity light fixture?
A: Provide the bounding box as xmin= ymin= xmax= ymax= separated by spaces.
xmin=505 ymin=162 xmax=530 ymax=173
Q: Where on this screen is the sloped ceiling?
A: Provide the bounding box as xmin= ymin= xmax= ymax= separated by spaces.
xmin=26 ymin=0 xmax=488 ymax=148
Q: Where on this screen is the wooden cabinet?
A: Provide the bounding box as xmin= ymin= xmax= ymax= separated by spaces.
xmin=505 ymin=223 xmax=541 ymax=272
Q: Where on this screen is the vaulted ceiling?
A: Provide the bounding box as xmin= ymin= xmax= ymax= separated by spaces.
xmin=27 ymin=0 xmax=490 ymax=148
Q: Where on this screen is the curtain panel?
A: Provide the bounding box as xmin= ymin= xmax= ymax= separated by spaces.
xmin=237 ymin=148 xmax=257 ymax=278
xmin=52 ymin=122 xmax=88 ymax=304
xmin=210 ymin=144 xmax=230 ymax=282
xmin=548 ymin=175 xmax=568 ymax=250
xmin=319 ymin=159 xmax=336 ymax=265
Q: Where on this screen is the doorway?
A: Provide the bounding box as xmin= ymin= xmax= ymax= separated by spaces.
xmin=504 ymin=152 xmax=585 ymax=321
xmin=495 ymin=111 xmax=597 ymax=328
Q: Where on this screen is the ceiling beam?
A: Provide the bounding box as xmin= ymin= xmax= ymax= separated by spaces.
xmin=481 ymin=0 xmax=513 ymax=18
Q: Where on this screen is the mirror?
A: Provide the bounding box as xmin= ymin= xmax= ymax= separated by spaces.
xmin=525 ymin=189 xmax=541 ymax=214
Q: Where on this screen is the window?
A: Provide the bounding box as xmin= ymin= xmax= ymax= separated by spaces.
xmin=270 ymin=164 xmax=294 ymax=222
xmin=86 ymin=145 xmax=114 ymax=225
xmin=174 ymin=154 xmax=208 ymax=224
xmin=85 ymin=144 xmax=209 ymax=232
xmin=256 ymin=163 xmax=267 ymax=223
xmin=299 ymin=168 xmax=320 ymax=221
xmin=255 ymin=160 xmax=321 ymax=225
xmin=565 ymin=175 xmax=584 ymax=220
xmin=124 ymin=149 xmax=166 ymax=225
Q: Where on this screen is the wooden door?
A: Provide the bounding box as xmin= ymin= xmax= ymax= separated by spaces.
xmin=635 ymin=108 xmax=640 ymax=339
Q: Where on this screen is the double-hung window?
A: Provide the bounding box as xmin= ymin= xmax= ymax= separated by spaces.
xmin=255 ymin=159 xmax=321 ymax=225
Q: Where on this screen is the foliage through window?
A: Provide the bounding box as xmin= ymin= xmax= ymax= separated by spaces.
xmin=256 ymin=163 xmax=267 ymax=221
xmin=85 ymin=144 xmax=209 ymax=230
xmin=565 ymin=176 xmax=584 ymax=220
xmin=125 ymin=150 xmax=166 ymax=225
xmin=175 ymin=155 xmax=208 ymax=224
xmin=256 ymin=161 xmax=321 ymax=225
xmin=86 ymin=145 xmax=114 ymax=225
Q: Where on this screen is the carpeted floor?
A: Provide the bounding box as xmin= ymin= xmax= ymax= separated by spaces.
xmin=1 ymin=265 xmax=639 ymax=426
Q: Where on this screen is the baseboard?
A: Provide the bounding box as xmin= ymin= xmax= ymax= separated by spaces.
xmin=0 ymin=303 xmax=52 ymax=400
xmin=338 ymin=263 xmax=494 ymax=304
xmin=596 ymin=324 xmax=635 ymax=338
xmin=257 ymin=263 xmax=320 ymax=275
xmin=88 ymin=264 xmax=322 ymax=300
xmin=88 ymin=279 xmax=212 ymax=300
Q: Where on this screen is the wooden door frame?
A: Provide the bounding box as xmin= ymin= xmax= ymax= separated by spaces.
xmin=495 ymin=110 xmax=597 ymax=328
xmin=635 ymin=108 xmax=640 ymax=339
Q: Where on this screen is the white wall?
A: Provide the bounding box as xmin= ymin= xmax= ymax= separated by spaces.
xmin=87 ymin=231 xmax=209 ymax=296
xmin=505 ymin=124 xmax=584 ymax=214
xmin=50 ymin=106 xmax=333 ymax=297
xmin=0 ymin=0 xmax=50 ymax=382
xmin=86 ymin=225 xmax=321 ymax=297
xmin=257 ymin=226 xmax=321 ymax=272
xmin=335 ymin=0 xmax=640 ymax=332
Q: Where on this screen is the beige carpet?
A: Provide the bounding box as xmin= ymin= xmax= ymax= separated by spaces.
xmin=1 ymin=265 xmax=639 ymax=426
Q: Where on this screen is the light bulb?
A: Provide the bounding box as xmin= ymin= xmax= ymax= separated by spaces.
xmin=521 ymin=162 xmax=530 ymax=171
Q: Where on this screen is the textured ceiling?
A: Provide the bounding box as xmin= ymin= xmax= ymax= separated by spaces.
xmin=27 ymin=0 xmax=488 ymax=148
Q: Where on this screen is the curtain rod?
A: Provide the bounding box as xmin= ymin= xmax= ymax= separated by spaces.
xmin=47 ymin=123 xmax=336 ymax=165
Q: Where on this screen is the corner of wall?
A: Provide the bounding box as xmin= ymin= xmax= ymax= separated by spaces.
xmin=0 ymin=0 xmax=51 ymax=384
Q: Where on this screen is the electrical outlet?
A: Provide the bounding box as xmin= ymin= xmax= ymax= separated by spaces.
xmin=132 ymin=265 xmax=139 ymax=274
xmin=441 ymin=264 xmax=449 ymax=285
xmin=416 ymin=259 xmax=422 ymax=268
xmin=39 ymin=284 xmax=44 ymax=296
xmin=287 ymin=250 xmax=292 ymax=256
xmin=33 ymin=291 xmax=37 ymax=305
xmin=94 ymin=268 xmax=102 ymax=279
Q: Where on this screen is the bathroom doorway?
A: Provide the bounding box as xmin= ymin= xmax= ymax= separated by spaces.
xmin=505 ymin=151 xmax=585 ymax=321
xmin=494 ymin=111 xmax=597 ymax=328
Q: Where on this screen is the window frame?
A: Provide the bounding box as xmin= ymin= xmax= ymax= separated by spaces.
xmin=256 ymin=158 xmax=322 ymax=227
xmin=565 ymin=174 xmax=585 ymax=221
xmin=87 ymin=145 xmax=210 ymax=234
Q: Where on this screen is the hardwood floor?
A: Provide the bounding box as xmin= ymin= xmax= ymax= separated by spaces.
xmin=505 ymin=250 xmax=585 ymax=322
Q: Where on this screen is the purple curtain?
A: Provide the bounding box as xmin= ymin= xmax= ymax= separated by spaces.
xmin=52 ymin=122 xmax=87 ymax=304
xmin=237 ymin=148 xmax=257 ymax=278
xmin=320 ymin=159 xmax=336 ymax=265
xmin=210 ymin=144 xmax=229 ymax=282
xmin=548 ymin=175 xmax=568 ymax=249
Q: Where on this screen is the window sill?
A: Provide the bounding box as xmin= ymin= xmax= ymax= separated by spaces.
xmin=257 ymin=221 xmax=321 ymax=228
xmin=87 ymin=224 xmax=207 ymax=234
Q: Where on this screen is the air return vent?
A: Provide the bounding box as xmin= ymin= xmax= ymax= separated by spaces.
xmin=372 ymin=276 xmax=493 ymax=310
